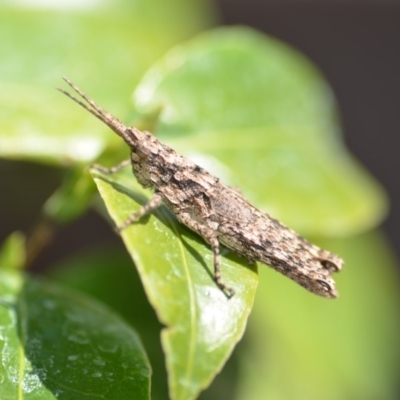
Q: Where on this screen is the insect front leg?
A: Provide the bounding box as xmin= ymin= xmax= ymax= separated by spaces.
xmin=116 ymin=192 xmax=163 ymax=232
xmin=90 ymin=159 xmax=131 ymax=175
xmin=179 ymin=214 xmax=235 ymax=298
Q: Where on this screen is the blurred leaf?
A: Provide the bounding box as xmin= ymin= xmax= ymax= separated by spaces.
xmin=132 ymin=26 xmax=387 ymax=236
xmin=235 ymin=230 xmax=400 ymax=400
xmin=49 ymin=246 xmax=169 ymax=400
xmin=0 ymin=231 xmax=26 ymax=270
xmin=43 ymin=165 xmax=96 ymax=223
xmin=91 ymin=171 xmax=258 ymax=400
xmin=0 ymin=268 xmax=151 ymax=400
xmin=0 ymin=0 xmax=216 ymax=165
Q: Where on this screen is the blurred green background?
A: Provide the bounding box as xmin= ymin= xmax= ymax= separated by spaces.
xmin=1 ymin=1 xmax=399 ymax=400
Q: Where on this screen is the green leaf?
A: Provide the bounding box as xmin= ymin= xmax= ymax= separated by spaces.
xmin=0 ymin=0 xmax=216 ymax=226
xmin=236 ymin=230 xmax=400 ymax=400
xmin=91 ymin=171 xmax=258 ymax=400
xmin=0 ymin=0 xmax=216 ymax=165
xmin=132 ymin=26 xmax=387 ymax=236
xmin=43 ymin=165 xmax=96 ymax=224
xmin=0 ymin=269 xmax=151 ymax=400
xmin=49 ymin=247 xmax=169 ymax=400
xmin=0 ymin=231 xmax=26 ymax=271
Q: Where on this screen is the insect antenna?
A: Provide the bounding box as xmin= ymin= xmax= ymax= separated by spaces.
xmin=57 ymin=77 xmax=128 ymax=139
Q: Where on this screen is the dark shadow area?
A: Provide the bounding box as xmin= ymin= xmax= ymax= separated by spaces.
xmin=0 ymin=159 xmax=63 ymax=243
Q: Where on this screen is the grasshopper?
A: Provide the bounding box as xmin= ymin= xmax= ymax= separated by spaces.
xmin=58 ymin=78 xmax=343 ymax=298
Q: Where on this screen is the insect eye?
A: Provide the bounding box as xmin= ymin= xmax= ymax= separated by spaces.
xmin=320 ymin=260 xmax=339 ymax=272
xmin=316 ymin=279 xmax=332 ymax=293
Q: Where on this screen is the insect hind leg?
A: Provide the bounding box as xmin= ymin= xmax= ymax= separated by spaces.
xmin=179 ymin=214 xmax=235 ymax=298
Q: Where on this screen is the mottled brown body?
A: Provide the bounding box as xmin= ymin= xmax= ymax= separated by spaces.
xmin=58 ymin=78 xmax=343 ymax=298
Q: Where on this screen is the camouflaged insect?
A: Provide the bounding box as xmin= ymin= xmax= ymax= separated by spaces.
xmin=58 ymin=77 xmax=343 ymax=299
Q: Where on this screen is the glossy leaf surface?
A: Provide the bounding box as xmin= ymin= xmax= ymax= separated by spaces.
xmin=0 ymin=269 xmax=151 ymax=400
